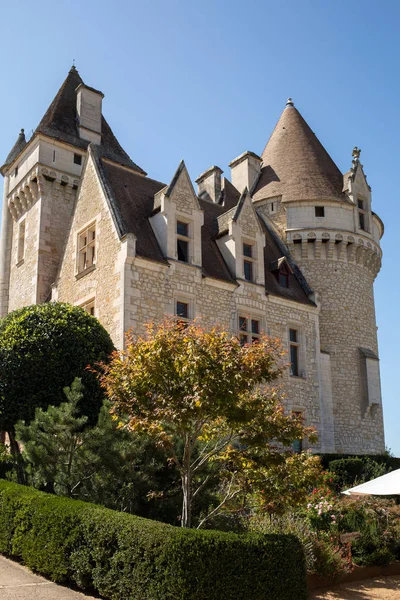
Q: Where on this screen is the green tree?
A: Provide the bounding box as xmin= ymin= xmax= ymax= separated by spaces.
xmin=16 ymin=378 xmax=177 ymax=515
xmin=0 ymin=302 xmax=114 ymax=473
xmin=100 ymin=319 xmax=318 ymax=528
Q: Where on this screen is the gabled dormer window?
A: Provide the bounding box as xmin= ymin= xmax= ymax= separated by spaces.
xmin=243 ymin=242 xmax=255 ymax=282
xmin=271 ymin=257 xmax=291 ymax=288
xmin=177 ymin=220 xmax=190 ymax=263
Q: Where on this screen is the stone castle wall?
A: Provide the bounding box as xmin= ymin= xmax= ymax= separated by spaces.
xmin=54 ymin=159 xmax=123 ymax=346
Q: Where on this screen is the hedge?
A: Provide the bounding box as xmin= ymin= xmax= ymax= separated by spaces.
xmin=0 ymin=481 xmax=307 ymax=600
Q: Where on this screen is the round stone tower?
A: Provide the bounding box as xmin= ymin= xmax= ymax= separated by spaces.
xmin=252 ymin=99 xmax=384 ymax=454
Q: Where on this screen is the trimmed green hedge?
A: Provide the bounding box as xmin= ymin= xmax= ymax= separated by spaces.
xmin=0 ymin=481 xmax=307 ymax=600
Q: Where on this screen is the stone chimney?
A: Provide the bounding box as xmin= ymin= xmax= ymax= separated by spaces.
xmin=195 ymin=166 xmax=223 ymax=203
xmin=76 ymin=83 xmax=104 ymax=144
xmin=229 ymin=151 xmax=261 ymax=193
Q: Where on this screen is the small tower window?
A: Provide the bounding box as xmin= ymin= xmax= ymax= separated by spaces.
xmin=53 ymin=150 xmax=56 ymax=163
xmin=17 ymin=219 xmax=26 ymax=264
xmin=243 ymin=243 xmax=255 ymax=282
xmin=358 ymin=199 xmax=367 ymax=231
xmin=14 ymin=166 xmax=18 ymax=177
xmin=176 ymin=300 xmax=189 ymax=320
xmin=289 ymin=328 xmax=300 ymax=377
xmin=74 ymin=153 xmax=82 ymax=166
xmin=315 ymin=206 xmax=325 ymax=217
xmin=176 ymin=220 xmax=190 ymax=263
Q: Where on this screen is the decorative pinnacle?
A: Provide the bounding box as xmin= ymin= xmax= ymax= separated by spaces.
xmin=352 ymin=146 xmax=361 ymax=160
xmin=286 ymin=97 xmax=294 ymax=107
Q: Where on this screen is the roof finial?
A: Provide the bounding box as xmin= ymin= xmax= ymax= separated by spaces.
xmin=70 ymin=60 xmax=77 ymax=73
xmin=286 ymin=97 xmax=294 ymax=107
xmin=352 ymin=146 xmax=361 ymax=160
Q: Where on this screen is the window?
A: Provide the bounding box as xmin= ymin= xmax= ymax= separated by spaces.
xmin=53 ymin=150 xmax=56 ymax=163
xmin=176 ymin=220 xmax=190 ymax=263
xmin=289 ymin=328 xmax=300 ymax=376
xmin=238 ymin=316 xmax=260 ymax=345
xmin=278 ymin=263 xmax=290 ymax=288
xmin=358 ymin=199 xmax=367 ymax=231
xmin=81 ymin=298 xmax=95 ymax=316
xmin=315 ymin=206 xmax=325 ymax=217
xmin=74 ymin=153 xmax=82 ymax=166
xmin=77 ymin=223 xmax=96 ymax=273
xmin=292 ymin=411 xmax=304 ymax=453
xmin=17 ymin=220 xmax=26 ymax=264
xmin=176 ymin=300 xmax=189 ymax=319
xmin=243 ymin=242 xmax=255 ymax=282
xmin=14 ymin=166 xmax=18 ymax=177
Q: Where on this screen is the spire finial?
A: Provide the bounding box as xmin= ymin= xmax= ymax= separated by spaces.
xmin=352 ymin=146 xmax=361 ymax=160
xmin=286 ymin=97 xmax=294 ymax=107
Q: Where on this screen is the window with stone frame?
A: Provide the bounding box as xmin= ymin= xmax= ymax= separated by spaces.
xmin=77 ymin=222 xmax=96 ymax=273
xmin=291 ymin=410 xmax=304 ymax=453
xmin=243 ymin=242 xmax=256 ymax=282
xmin=358 ymin=199 xmax=368 ymax=231
xmin=80 ymin=298 xmax=95 ymax=317
xmin=175 ymin=299 xmax=191 ymax=326
xmin=176 ymin=220 xmax=190 ymax=263
xmin=238 ymin=315 xmax=261 ymax=345
xmin=17 ymin=219 xmax=26 ymax=264
xmin=289 ymin=327 xmax=301 ymax=377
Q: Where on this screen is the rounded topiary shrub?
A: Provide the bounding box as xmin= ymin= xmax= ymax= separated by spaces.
xmin=0 ymin=302 xmax=115 ymax=429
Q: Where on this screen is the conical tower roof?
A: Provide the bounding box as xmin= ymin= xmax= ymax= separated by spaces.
xmin=253 ymin=99 xmax=346 ymax=203
xmin=1 ymin=128 xmax=27 ymax=174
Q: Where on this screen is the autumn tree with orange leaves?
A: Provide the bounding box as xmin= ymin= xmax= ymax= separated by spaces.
xmin=100 ymin=319 xmax=319 ymax=528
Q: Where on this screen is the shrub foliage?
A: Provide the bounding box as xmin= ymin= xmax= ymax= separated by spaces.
xmin=0 ymin=302 xmax=114 ymax=430
xmin=0 ymin=480 xmax=307 ymax=600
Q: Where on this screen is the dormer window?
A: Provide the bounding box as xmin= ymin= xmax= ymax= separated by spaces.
xmin=278 ymin=262 xmax=290 ymax=288
xmin=176 ymin=220 xmax=190 ymax=263
xmin=358 ymin=199 xmax=367 ymax=231
xmin=243 ymin=242 xmax=255 ymax=282
xmin=271 ymin=257 xmax=291 ymax=288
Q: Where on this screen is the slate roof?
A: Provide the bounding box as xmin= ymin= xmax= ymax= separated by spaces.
xmin=91 ymin=147 xmax=313 ymax=304
xmin=2 ymin=66 xmax=145 ymax=174
xmin=1 ymin=129 xmax=27 ymax=174
xmin=253 ymin=101 xmax=347 ymax=203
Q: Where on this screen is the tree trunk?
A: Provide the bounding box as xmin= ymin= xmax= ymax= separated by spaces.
xmin=7 ymin=427 xmax=25 ymax=485
xmin=181 ymin=437 xmax=191 ymax=528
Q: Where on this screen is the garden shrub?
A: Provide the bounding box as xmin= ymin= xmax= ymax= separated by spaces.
xmin=0 ymin=302 xmax=115 ymax=429
xmin=0 ymin=480 xmax=307 ymax=600
xmin=328 ymin=457 xmax=388 ymax=492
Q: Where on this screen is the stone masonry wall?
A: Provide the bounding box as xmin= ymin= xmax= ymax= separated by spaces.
xmin=295 ymin=256 xmax=384 ymax=453
xmin=55 ymin=159 xmax=123 ymax=346
xmin=8 ymin=201 xmax=40 ymax=311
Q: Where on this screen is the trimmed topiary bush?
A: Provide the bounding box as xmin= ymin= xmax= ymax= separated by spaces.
xmin=0 ymin=302 xmax=115 ymax=429
xmin=0 ymin=480 xmax=307 ymax=600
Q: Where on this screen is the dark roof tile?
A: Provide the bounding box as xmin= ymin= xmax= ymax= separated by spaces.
xmin=253 ymin=103 xmax=346 ymax=203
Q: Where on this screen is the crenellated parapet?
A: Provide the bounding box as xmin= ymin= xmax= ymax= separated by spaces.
xmin=287 ymin=229 xmax=382 ymax=278
xmin=7 ymin=166 xmax=79 ymax=221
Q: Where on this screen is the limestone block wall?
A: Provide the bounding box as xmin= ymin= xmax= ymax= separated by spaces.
xmin=54 ymin=158 xmax=123 ymax=346
xmin=8 ymin=200 xmax=40 ymax=311
xmin=290 ymin=241 xmax=384 ymax=454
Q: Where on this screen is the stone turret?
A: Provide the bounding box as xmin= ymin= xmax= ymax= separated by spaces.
xmin=0 ymin=66 xmax=144 ymax=317
xmin=251 ymin=99 xmax=384 ymax=454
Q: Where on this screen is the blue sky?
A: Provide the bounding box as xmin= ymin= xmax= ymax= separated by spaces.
xmin=1 ymin=0 xmax=399 ymax=455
